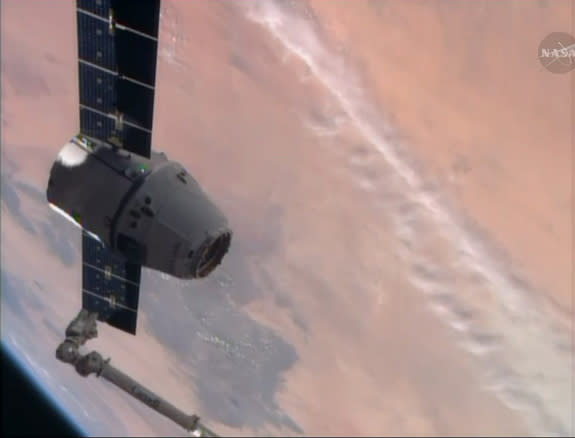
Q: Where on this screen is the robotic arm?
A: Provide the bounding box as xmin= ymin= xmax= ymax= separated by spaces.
xmin=56 ymin=309 xmax=218 ymax=437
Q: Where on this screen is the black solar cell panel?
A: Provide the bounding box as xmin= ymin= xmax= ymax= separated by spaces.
xmin=77 ymin=0 xmax=160 ymax=38
xmin=82 ymin=232 xmax=141 ymax=335
xmin=115 ymin=30 xmax=158 ymax=87
xmin=76 ymin=0 xmax=160 ymax=158
xmin=77 ymin=0 xmax=111 ymax=18
xmin=79 ymin=62 xmax=117 ymax=115
xmin=79 ymin=62 xmax=155 ymax=132
xmin=79 ymin=106 xmax=116 ymax=141
xmin=77 ymin=11 xmax=116 ymax=72
xmin=115 ymin=76 xmax=155 ymax=129
xmin=113 ymin=0 xmax=160 ymax=36
xmin=79 ymin=107 xmax=152 ymax=157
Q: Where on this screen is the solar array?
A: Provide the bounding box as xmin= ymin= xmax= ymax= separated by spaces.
xmin=77 ymin=0 xmax=161 ymax=335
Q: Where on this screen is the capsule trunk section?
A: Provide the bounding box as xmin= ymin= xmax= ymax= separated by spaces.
xmin=47 ymin=136 xmax=232 ymax=279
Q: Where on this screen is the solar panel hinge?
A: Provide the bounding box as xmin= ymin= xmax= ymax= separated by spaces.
xmin=113 ymin=110 xmax=124 ymax=131
xmin=108 ymin=8 xmax=116 ymax=36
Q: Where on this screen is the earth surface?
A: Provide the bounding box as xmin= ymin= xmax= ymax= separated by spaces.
xmin=1 ymin=1 xmax=573 ymax=436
